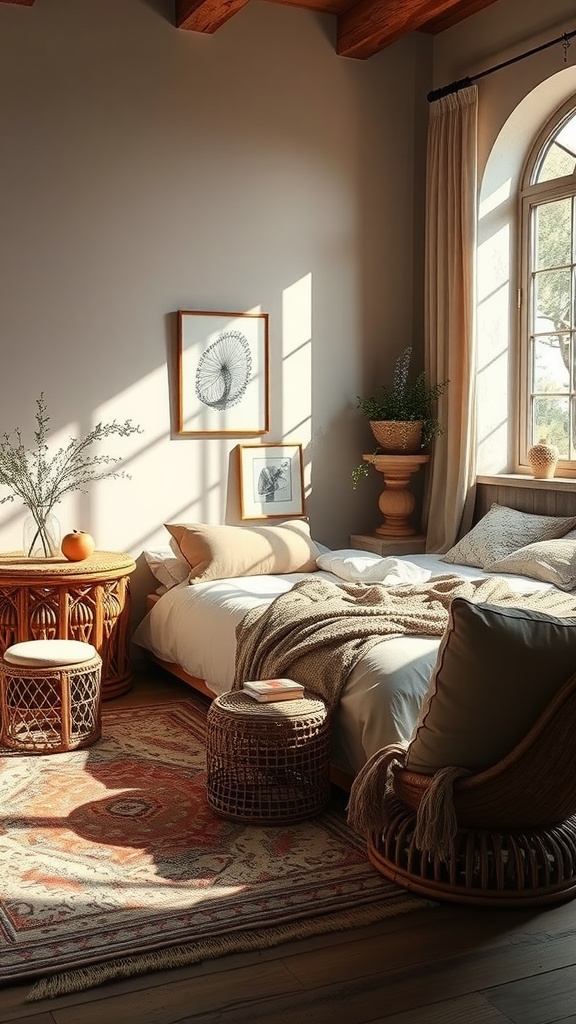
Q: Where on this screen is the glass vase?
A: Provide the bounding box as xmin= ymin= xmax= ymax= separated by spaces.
xmin=23 ymin=511 xmax=61 ymax=558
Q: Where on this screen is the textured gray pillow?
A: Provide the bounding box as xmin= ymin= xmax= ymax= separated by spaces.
xmin=441 ymin=503 xmax=576 ymax=569
xmin=484 ymin=538 xmax=576 ymax=591
xmin=406 ymin=598 xmax=576 ymax=775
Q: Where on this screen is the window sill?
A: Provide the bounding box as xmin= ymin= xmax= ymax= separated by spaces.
xmin=476 ymin=474 xmax=576 ymax=491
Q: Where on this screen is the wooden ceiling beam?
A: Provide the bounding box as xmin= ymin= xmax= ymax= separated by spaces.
xmin=337 ymin=0 xmax=495 ymax=59
xmin=0 ymin=1 xmax=36 ymax=6
xmin=421 ymin=0 xmax=501 ymax=33
xmin=176 ymin=0 xmax=250 ymax=33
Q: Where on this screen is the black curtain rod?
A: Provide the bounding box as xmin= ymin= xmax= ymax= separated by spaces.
xmin=427 ymin=26 xmax=576 ymax=102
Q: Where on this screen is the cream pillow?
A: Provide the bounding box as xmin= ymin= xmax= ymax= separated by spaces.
xmin=405 ymin=597 xmax=576 ymax=775
xmin=165 ymin=520 xmax=319 ymax=584
xmin=484 ymin=538 xmax=576 ymax=592
xmin=441 ymin=503 xmax=576 ymax=569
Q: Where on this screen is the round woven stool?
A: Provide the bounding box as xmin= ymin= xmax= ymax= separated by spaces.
xmin=0 ymin=639 xmax=102 ymax=753
xmin=206 ymin=690 xmax=330 ymax=823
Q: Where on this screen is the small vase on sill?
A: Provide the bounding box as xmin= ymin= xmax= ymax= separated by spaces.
xmin=23 ymin=511 xmax=61 ymax=558
xmin=527 ymin=437 xmax=559 ymax=480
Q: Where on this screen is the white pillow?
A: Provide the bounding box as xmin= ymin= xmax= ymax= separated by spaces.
xmin=144 ymin=549 xmax=190 ymax=590
xmin=442 ymin=503 xmax=576 ymax=569
xmin=316 ymin=549 xmax=432 ymax=585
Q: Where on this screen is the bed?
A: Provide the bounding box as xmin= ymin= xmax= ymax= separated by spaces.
xmin=132 ymin=484 xmax=576 ymax=788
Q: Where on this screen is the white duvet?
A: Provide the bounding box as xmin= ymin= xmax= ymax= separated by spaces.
xmin=132 ymin=554 xmax=551 ymax=778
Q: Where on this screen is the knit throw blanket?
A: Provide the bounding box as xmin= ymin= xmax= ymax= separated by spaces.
xmin=232 ymin=572 xmax=576 ymax=712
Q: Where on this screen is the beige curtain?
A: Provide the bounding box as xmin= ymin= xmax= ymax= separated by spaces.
xmin=423 ymin=85 xmax=478 ymax=553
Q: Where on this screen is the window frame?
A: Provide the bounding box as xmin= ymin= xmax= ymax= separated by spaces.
xmin=517 ymin=97 xmax=576 ymax=479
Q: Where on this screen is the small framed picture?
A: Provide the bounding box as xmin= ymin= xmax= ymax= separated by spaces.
xmin=238 ymin=443 xmax=305 ymax=519
xmin=176 ymin=310 xmax=269 ymax=436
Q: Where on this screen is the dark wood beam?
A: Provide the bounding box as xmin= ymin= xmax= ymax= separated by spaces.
xmin=0 ymin=1 xmax=36 ymax=5
xmin=421 ymin=0 xmax=501 ymax=33
xmin=337 ymin=0 xmax=493 ymax=59
xmin=176 ymin=0 xmax=250 ymax=33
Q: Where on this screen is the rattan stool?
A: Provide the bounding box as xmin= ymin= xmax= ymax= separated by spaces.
xmin=0 ymin=639 xmax=102 ymax=753
xmin=206 ymin=690 xmax=330 ymax=822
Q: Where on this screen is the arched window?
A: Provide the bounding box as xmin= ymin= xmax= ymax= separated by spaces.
xmin=518 ymin=98 xmax=576 ymax=475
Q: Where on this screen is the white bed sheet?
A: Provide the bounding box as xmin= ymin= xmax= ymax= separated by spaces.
xmin=132 ymin=556 xmax=552 ymax=777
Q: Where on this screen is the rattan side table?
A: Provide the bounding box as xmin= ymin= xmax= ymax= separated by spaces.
xmin=206 ymin=690 xmax=331 ymax=823
xmin=0 ymin=551 xmax=136 ymax=699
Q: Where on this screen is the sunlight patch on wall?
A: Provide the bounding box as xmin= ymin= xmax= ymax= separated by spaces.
xmin=0 ymin=388 xmax=153 ymax=554
xmin=282 ymin=275 xmax=312 ymax=497
xmin=89 ymin=345 xmax=255 ymax=549
xmin=478 ymin=178 xmax=512 ymax=220
xmin=91 ymin=365 xmax=183 ymax=550
xmin=477 ymin=222 xmax=510 ymax=474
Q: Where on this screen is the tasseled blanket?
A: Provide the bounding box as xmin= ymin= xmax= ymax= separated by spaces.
xmin=346 ymin=747 xmax=472 ymax=861
xmin=233 ymin=571 xmax=576 ymax=712
xmin=231 ymin=571 xmax=576 ymax=860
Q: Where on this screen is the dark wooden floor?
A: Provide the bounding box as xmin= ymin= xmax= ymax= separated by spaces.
xmin=2 ymin=668 xmax=576 ymax=1024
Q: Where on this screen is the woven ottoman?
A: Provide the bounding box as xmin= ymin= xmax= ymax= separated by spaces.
xmin=0 ymin=639 xmax=102 ymax=753
xmin=206 ymin=690 xmax=330 ymax=822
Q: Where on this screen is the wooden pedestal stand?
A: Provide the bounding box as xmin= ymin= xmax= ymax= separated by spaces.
xmin=363 ymin=453 xmax=430 ymax=537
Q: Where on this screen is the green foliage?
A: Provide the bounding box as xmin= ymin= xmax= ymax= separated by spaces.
xmin=350 ymin=461 xmax=370 ymax=489
xmin=352 ymin=347 xmax=449 ymax=488
xmin=356 ymin=347 xmax=449 ymax=445
xmin=0 ymin=394 xmax=142 ymax=554
xmin=534 ymin=197 xmax=572 ymax=331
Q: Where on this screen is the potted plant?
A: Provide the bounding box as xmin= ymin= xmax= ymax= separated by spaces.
xmin=352 ymin=347 xmax=449 ymax=487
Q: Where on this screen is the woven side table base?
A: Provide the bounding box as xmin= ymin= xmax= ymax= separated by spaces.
xmin=206 ymin=690 xmax=330 ymax=823
xmin=0 ymin=640 xmax=102 ymax=754
xmin=367 ymin=797 xmax=576 ymax=907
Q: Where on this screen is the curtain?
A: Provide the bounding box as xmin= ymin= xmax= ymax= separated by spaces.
xmin=423 ymin=84 xmax=478 ymax=553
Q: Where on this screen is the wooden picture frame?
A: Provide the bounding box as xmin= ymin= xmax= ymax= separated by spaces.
xmin=238 ymin=443 xmax=305 ymax=519
xmin=176 ymin=310 xmax=269 ymax=436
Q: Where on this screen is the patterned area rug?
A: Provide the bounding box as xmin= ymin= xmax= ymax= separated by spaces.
xmin=0 ymin=699 xmax=429 ymax=1001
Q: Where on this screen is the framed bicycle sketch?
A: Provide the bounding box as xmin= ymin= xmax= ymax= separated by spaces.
xmin=238 ymin=443 xmax=305 ymax=519
xmin=176 ymin=310 xmax=269 ymax=435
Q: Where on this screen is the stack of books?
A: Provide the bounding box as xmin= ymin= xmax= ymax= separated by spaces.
xmin=242 ymin=678 xmax=305 ymax=703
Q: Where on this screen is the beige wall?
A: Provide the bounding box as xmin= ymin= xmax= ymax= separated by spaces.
xmin=3 ymin=0 xmax=572 ymax=626
xmin=0 ymin=0 xmax=429 ymax=620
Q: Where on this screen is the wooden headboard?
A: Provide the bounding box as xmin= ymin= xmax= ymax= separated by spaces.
xmin=474 ymin=476 xmax=576 ymax=522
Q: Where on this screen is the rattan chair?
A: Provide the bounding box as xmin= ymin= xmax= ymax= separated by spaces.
xmin=359 ymin=670 xmax=576 ymax=907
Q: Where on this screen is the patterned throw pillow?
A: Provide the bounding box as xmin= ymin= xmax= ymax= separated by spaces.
xmin=441 ymin=503 xmax=576 ymax=569
xmin=484 ymin=537 xmax=576 ymax=591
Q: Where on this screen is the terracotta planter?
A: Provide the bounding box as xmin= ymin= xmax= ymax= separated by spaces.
xmin=369 ymin=420 xmax=423 ymax=454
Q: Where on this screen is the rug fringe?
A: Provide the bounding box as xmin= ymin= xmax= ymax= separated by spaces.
xmin=26 ymin=896 xmax=431 ymax=1002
